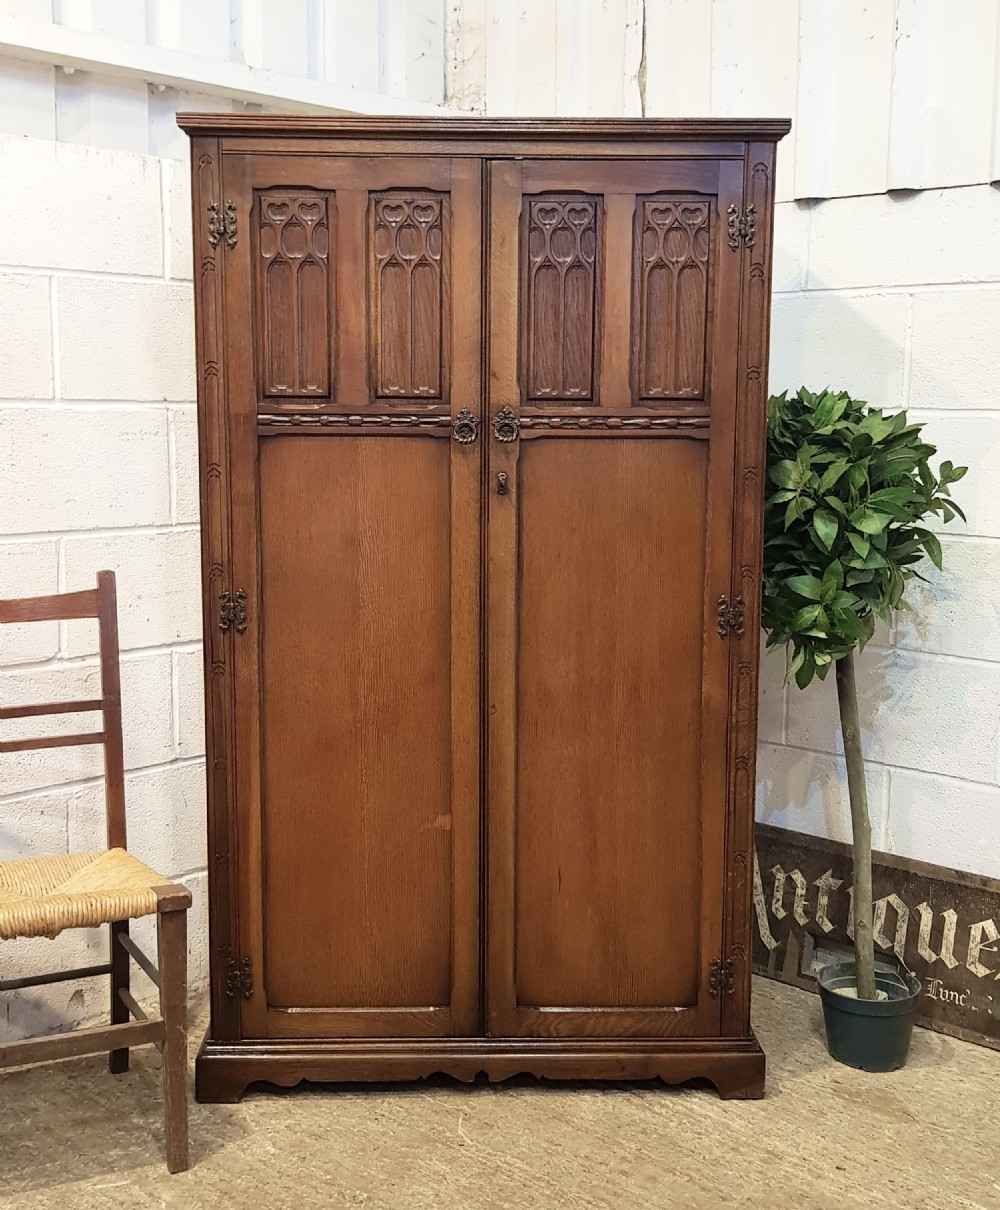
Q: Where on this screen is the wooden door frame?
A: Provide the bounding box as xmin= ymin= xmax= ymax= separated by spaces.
xmin=484 ymin=156 xmax=745 ymax=1040
xmin=216 ymin=150 xmax=483 ymax=1040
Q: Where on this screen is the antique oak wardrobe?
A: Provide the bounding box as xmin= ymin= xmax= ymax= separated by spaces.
xmin=180 ymin=115 xmax=790 ymax=1102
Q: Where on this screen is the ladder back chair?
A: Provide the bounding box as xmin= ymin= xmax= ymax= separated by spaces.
xmin=0 ymin=571 xmax=190 ymax=1173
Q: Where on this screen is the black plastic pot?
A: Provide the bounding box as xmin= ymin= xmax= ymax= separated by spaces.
xmin=817 ymin=961 xmax=921 ymax=1072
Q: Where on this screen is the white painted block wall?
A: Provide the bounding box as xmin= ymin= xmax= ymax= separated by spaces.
xmin=763 ymin=189 xmax=1000 ymax=882
xmin=0 ymin=135 xmax=205 ymax=1037
xmin=1 ymin=1 xmax=999 ymax=1038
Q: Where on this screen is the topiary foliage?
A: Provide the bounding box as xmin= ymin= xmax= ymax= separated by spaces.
xmin=762 ymin=388 xmax=967 ymax=688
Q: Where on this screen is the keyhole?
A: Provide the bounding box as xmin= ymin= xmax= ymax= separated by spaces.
xmin=496 ymin=472 xmax=509 ymax=496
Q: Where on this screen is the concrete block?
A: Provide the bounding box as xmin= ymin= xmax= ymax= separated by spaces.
xmin=0 ymin=653 xmax=174 ymax=796
xmin=2 ymin=928 xmax=107 ymax=1041
xmin=896 ymin=537 xmax=1000 ymax=662
xmin=756 ymin=742 xmax=889 ymax=848
xmin=908 ymin=412 xmax=1000 ymax=540
xmin=175 ymin=647 xmax=206 ymax=758
xmin=909 ymin=288 xmax=1000 ymax=411
xmin=807 ymin=186 xmax=1000 ymax=290
xmin=786 ymin=645 xmax=1000 ymax=783
xmin=887 ymin=769 xmax=1000 ymax=881
xmin=170 ymin=406 xmax=200 ymax=523
xmin=771 ymin=202 xmax=811 ymax=293
xmin=0 ymin=782 xmax=89 ymax=861
xmin=0 ymin=406 xmax=170 ymax=533
xmin=63 ymin=529 xmax=202 ymax=654
xmin=167 ymin=156 xmax=193 ymax=280
xmin=0 ymin=541 xmax=59 ymax=664
xmin=0 ymin=274 xmax=53 ymax=399
xmin=0 ymin=135 xmax=162 ymax=275
xmin=769 ymin=291 xmax=908 ymax=408
xmin=757 ymin=640 xmax=786 ymax=745
xmin=58 ymin=279 xmax=196 ymax=401
xmin=69 ymin=760 xmax=208 ymax=877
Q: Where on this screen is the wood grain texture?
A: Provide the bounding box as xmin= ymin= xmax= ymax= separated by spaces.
xmin=722 ymin=144 xmax=779 ymax=1038
xmin=634 ymin=196 xmax=713 ymax=401
xmin=370 ymin=191 xmax=449 ymax=401
xmin=220 ymin=150 xmax=483 ymax=1042
xmin=195 ymin=1033 xmax=766 ymax=1104
xmin=522 ymin=195 xmax=599 ymax=401
xmin=256 ymin=189 xmax=333 ymax=399
xmin=257 ymin=436 xmax=453 ymax=1013
xmin=177 ymin=114 xmax=792 ymax=141
xmin=184 ymin=118 xmax=787 ymax=1095
xmin=514 ymin=438 xmax=707 ymax=1012
xmin=190 ymin=134 xmax=240 ymax=1042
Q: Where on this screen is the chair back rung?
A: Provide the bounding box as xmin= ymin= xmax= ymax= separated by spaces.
xmin=0 ymin=699 xmax=104 ymax=721
xmin=0 ymin=571 xmax=127 ymax=851
xmin=0 ymin=732 xmax=106 ymax=754
xmin=0 ymin=587 xmax=100 ymax=623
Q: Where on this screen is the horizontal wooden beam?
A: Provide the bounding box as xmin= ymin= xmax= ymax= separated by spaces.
xmin=0 ymin=587 xmax=98 ymax=623
xmin=0 ymin=700 xmax=103 ymax=720
xmin=0 ymin=1018 xmax=163 ymax=1068
xmin=0 ymin=17 xmax=451 ymax=119
xmin=0 ymin=963 xmax=112 ymax=992
xmin=0 ymin=732 xmax=104 ymax=753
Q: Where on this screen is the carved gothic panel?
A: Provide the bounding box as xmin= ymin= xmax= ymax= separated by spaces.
xmin=634 ymin=197 xmax=712 ymax=401
xmin=370 ymin=192 xmax=448 ymax=400
xmin=257 ymin=190 xmax=333 ymax=399
xmin=523 ymin=194 xmax=600 ymax=402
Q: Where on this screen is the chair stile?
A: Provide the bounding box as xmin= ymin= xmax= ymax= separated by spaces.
xmin=0 ymin=571 xmax=190 ymax=1173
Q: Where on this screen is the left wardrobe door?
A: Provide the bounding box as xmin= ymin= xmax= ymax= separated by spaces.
xmin=221 ymin=153 xmax=483 ymax=1040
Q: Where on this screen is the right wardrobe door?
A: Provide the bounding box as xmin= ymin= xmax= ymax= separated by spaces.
xmin=485 ymin=156 xmax=746 ymax=1039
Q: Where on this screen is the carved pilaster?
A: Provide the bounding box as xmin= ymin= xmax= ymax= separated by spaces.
xmin=722 ymin=147 xmax=778 ymax=1037
xmin=192 ymin=140 xmax=240 ymax=1042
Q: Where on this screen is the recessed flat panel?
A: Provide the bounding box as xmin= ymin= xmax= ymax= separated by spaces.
xmin=258 ymin=436 xmax=452 ymax=1009
xmin=514 ymin=438 xmax=707 ymax=1008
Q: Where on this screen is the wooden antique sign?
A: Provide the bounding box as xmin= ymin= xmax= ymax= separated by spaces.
xmin=752 ymin=823 xmax=1000 ymax=1050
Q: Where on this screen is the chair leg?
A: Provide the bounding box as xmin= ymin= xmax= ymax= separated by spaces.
xmin=157 ymin=906 xmax=189 ymax=1174
xmin=109 ymin=919 xmax=130 ymax=1073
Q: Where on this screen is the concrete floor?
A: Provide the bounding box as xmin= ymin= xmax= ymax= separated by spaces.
xmin=1 ymin=978 xmax=998 ymax=1210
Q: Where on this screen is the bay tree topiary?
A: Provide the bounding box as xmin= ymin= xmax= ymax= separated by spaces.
xmin=761 ymin=387 xmax=966 ymax=1001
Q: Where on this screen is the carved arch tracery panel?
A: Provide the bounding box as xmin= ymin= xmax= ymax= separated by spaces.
xmin=370 ymin=191 xmax=449 ymax=402
xmin=256 ymin=189 xmax=333 ymax=399
xmin=522 ymin=194 xmax=601 ymax=402
xmin=633 ymin=196 xmax=713 ymax=402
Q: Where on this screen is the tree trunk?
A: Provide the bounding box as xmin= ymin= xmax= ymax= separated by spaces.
xmin=835 ymin=650 xmax=877 ymax=1001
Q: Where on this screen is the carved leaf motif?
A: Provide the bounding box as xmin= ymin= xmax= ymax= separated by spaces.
xmin=524 ymin=194 xmax=600 ymax=401
xmin=257 ymin=190 xmax=332 ymax=398
xmin=635 ymin=196 xmax=712 ymax=401
xmin=371 ymin=192 xmax=446 ymax=399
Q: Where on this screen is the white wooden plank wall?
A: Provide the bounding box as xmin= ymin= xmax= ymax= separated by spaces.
xmin=0 ymin=1 xmax=999 ymax=191
xmin=450 ymin=0 xmax=1000 ymax=201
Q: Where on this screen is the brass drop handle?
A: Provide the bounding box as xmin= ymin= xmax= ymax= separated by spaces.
xmin=492 ymin=407 xmax=519 ymax=443
xmin=453 ymin=410 xmax=480 ymax=444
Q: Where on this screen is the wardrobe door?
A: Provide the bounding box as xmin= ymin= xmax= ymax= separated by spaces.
xmin=485 ymin=158 xmax=744 ymax=1038
xmin=222 ymin=153 xmax=482 ymax=1039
